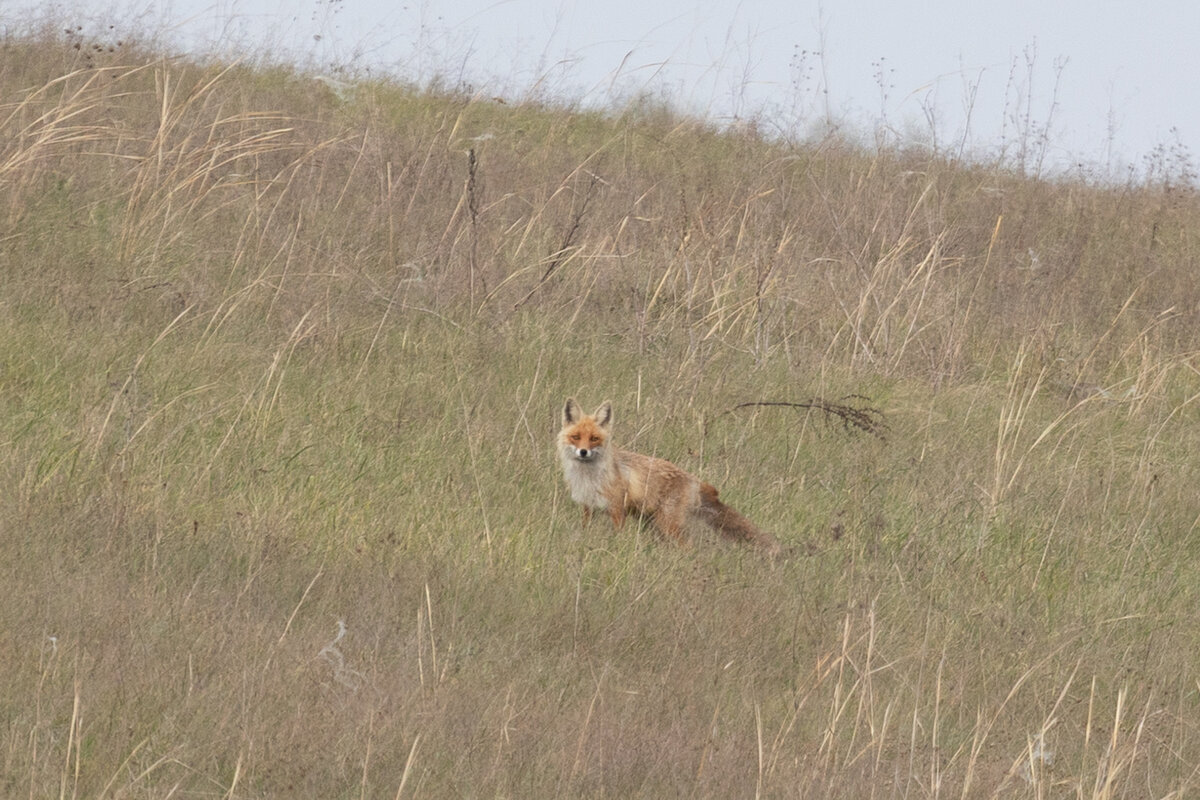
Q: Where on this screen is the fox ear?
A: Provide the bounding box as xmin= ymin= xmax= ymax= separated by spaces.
xmin=594 ymin=401 xmax=613 ymax=427
xmin=563 ymin=398 xmax=582 ymax=425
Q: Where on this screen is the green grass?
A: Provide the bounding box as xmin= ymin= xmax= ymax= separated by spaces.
xmin=2 ymin=27 xmax=1200 ymax=798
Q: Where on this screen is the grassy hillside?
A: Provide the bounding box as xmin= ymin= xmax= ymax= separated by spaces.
xmin=3 ymin=28 xmax=1200 ymax=798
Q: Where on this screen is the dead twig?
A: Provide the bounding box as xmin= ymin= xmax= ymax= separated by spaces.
xmin=723 ymin=397 xmax=888 ymax=440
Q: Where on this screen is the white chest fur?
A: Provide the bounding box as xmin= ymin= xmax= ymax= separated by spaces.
xmin=559 ymin=446 xmax=612 ymax=509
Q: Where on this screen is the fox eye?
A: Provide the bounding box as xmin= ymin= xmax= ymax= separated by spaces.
xmin=569 ymin=434 xmax=580 ymax=443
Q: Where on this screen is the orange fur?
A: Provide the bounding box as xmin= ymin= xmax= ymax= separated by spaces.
xmin=558 ymin=398 xmax=780 ymax=554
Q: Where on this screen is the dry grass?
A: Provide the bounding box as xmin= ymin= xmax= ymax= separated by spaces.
xmin=3 ymin=25 xmax=1200 ymax=799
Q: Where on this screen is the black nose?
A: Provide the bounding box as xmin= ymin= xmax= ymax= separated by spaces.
xmin=578 ymin=448 xmax=590 ymax=458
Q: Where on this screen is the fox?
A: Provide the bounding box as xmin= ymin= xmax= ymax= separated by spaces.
xmin=558 ymin=398 xmax=781 ymax=555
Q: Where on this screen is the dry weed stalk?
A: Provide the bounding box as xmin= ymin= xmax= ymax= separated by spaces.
xmin=514 ymin=169 xmax=602 ymax=309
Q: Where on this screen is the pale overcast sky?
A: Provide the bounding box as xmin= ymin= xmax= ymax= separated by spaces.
xmin=12 ymin=0 xmax=1199 ymax=178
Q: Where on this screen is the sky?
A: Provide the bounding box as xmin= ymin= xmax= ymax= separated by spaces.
xmin=13 ymin=0 xmax=1199 ymax=180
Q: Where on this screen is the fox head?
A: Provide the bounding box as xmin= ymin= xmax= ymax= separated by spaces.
xmin=560 ymin=398 xmax=612 ymax=462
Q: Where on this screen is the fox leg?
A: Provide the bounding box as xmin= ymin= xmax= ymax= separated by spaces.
xmin=652 ymin=501 xmax=689 ymax=544
xmin=607 ymin=505 xmax=626 ymax=530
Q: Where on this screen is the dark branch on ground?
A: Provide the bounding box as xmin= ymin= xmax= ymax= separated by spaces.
xmin=722 ymin=397 xmax=888 ymax=440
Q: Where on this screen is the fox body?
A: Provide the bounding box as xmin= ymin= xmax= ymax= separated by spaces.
xmin=558 ymin=398 xmax=780 ymax=553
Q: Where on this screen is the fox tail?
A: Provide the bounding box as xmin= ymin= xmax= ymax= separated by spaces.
xmin=698 ymin=483 xmax=781 ymax=555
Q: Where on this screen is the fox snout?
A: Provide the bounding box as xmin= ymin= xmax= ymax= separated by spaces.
xmin=571 ymin=445 xmax=599 ymax=460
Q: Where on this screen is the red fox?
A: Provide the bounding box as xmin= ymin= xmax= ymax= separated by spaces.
xmin=558 ymin=398 xmax=781 ymax=554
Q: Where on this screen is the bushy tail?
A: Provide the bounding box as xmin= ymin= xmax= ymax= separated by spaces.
xmin=698 ymin=483 xmax=781 ymax=555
